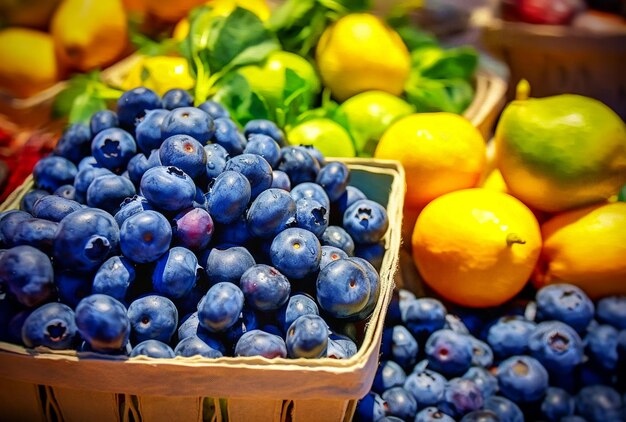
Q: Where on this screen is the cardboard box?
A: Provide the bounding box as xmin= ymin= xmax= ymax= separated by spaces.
xmin=0 ymin=158 xmax=405 ymax=422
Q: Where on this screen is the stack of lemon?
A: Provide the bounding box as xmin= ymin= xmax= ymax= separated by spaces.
xmin=375 ymin=81 xmax=626 ymax=307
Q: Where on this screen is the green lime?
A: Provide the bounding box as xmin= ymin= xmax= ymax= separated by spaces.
xmin=287 ymin=118 xmax=356 ymax=158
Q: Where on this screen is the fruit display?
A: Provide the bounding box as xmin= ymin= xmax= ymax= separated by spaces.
xmin=0 ymin=86 xmax=395 ymax=361
xmin=354 ymin=285 xmax=626 ymax=421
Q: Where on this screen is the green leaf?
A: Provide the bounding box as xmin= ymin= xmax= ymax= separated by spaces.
xmin=268 ymin=0 xmax=316 ymax=31
xmin=421 ymin=47 xmax=479 ymax=80
xmin=405 ymin=76 xmax=474 ymax=114
xmin=68 ymin=91 xmax=107 ymax=124
xmin=213 ymin=73 xmax=270 ymax=127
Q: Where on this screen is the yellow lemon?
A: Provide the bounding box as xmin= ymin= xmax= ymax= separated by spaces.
xmin=412 ymin=188 xmax=542 ymax=308
xmin=0 ymin=28 xmax=62 ymax=98
xmin=315 ymin=13 xmax=411 ymax=101
xmin=121 ymin=56 xmax=195 ymax=96
xmin=51 ymin=0 xmax=128 ymax=72
xmin=287 ymin=118 xmax=356 ymax=158
xmin=374 ymin=112 xmax=486 ymax=210
xmin=532 ymin=202 xmax=626 ymax=299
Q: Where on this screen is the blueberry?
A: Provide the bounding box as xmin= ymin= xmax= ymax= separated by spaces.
xmin=114 ymin=195 xmax=153 ymax=227
xmin=270 ymin=227 xmax=321 ymax=280
xmin=438 ymin=377 xmax=484 ymax=419
xmin=343 ymin=198 xmax=389 ymax=245
xmin=320 ymin=225 xmax=355 ymax=256
xmin=332 ymin=185 xmax=367 ymax=219
xmin=130 ymin=339 xmax=175 ymax=358
xmin=247 ymin=188 xmax=296 ymax=238
xmin=30 ymin=194 xmax=81 ymax=223
xmin=197 ymin=282 xmax=244 ymax=333
xmin=482 ymin=396 xmax=524 ymax=422
xmin=174 ymin=335 xmax=223 ymax=358
xmin=87 ymin=174 xmax=137 ymax=215
xmin=224 ymin=153 xmax=273 ymax=199
xmin=19 ymin=189 xmax=49 ymax=214
xmin=240 ymin=264 xmax=290 ymax=311
xmin=576 ymin=385 xmax=623 ymax=422
xmin=75 ymin=294 xmax=131 ymax=353
xmin=414 ymin=407 xmax=455 ymax=422
xmin=211 ymin=117 xmax=246 ymax=155
xmin=90 ymin=110 xmax=119 ymax=135
xmin=316 ymin=258 xmax=369 ymax=319
xmin=285 ymin=314 xmax=328 ymax=358
xmin=271 ymin=169 xmax=291 ymax=191
xmin=73 ymin=166 xmax=114 ymax=204
xmin=349 ymin=256 xmax=380 ymax=319
xmin=354 ymin=241 xmax=386 ymax=271
xmin=295 ymin=198 xmax=329 ymax=238
xmin=78 ymin=155 xmax=99 ymax=170
xmin=234 ymin=329 xmax=287 ymax=358
xmin=319 ymin=245 xmax=348 ymax=270
xmin=135 ymin=109 xmax=169 ymax=153
xmin=53 ymin=208 xmax=120 ymax=273
xmin=535 ymin=283 xmax=594 ymax=333
xmin=205 ymin=246 xmax=255 ymax=285
xmin=528 ymin=320 xmax=584 ymax=372
xmin=171 ymin=207 xmax=213 ymax=251
xmin=277 ymin=293 xmax=319 ymax=334
xmin=54 ymin=184 xmax=77 ymax=200
xmin=459 ymin=410 xmax=500 ymax=422
xmin=206 ymin=170 xmax=251 ymax=224
xmin=425 ymin=329 xmax=473 ymax=377
xmin=243 ymin=134 xmax=281 ymax=168
xmin=161 ymin=106 xmax=215 ymax=145
xmin=221 ymin=307 xmax=259 ymax=348
xmin=127 ymin=294 xmax=178 ymax=344
xmin=10 ymin=218 xmax=57 ymax=253
xmin=468 ymin=337 xmax=494 ymax=368
xmin=33 ymin=155 xmax=78 ymax=192
xmin=596 ymin=296 xmax=626 ymax=329
xmin=372 ymin=360 xmax=406 ymax=394
xmin=54 ymin=123 xmax=92 ymax=164
xmin=0 ymin=210 xmax=31 ymax=247
xmin=401 ymin=297 xmax=447 ymax=342
xmin=162 ymin=88 xmax=193 ymax=110
xmin=92 ymin=255 xmax=136 ymax=302
xmin=117 ymin=87 xmax=162 ymax=130
xmin=204 ymin=143 xmax=228 ymax=180
xmin=326 ymin=336 xmax=354 ymax=359
xmin=276 ymin=146 xmax=320 ymax=186
xmin=55 ymin=270 xmax=92 ymax=308
xmin=585 ymin=324 xmax=619 ymax=371
xmin=486 ymin=315 xmax=536 ymax=359
xmin=120 ymin=210 xmax=172 ymax=263
xmin=198 ymin=100 xmax=230 ymax=120
xmin=21 ymin=302 xmax=77 ymax=349
xmin=496 ymin=355 xmax=549 ymax=403
xmin=316 ymin=161 xmax=349 ymax=202
xmin=159 ymin=134 xmax=207 ymax=180
xmin=244 ymin=119 xmax=285 ymax=146
xmin=403 ymin=365 xmax=446 ymax=407
xmin=152 ymin=246 xmax=199 ymax=299
xmin=212 ymin=216 xmax=252 ymax=246
xmin=91 ymin=127 xmax=137 ymax=173
xmin=140 ymin=166 xmax=196 ymax=212
xmin=540 ymin=386 xmax=575 ymax=421
xmin=126 ymin=153 xmax=150 ymax=185
xmin=290 ymin=181 xmax=330 ymax=210
xmin=462 ymin=367 xmax=498 ymax=398
xmin=382 ymin=386 xmax=418 ymax=420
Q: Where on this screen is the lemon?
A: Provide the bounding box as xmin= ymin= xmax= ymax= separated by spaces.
xmin=315 ymin=13 xmax=411 ymax=101
xmin=412 ymin=188 xmax=542 ymax=308
xmin=532 ymin=202 xmax=626 ymax=299
xmin=121 ymin=56 xmax=195 ymax=96
xmin=51 ymin=0 xmax=128 ymax=72
xmin=336 ymin=90 xmax=414 ymax=157
xmin=0 ymin=28 xmax=62 ymax=98
xmin=495 ymin=87 xmax=626 ymax=213
xmin=374 ymin=112 xmax=486 ymax=210
xmin=287 ymin=118 xmax=356 ymax=158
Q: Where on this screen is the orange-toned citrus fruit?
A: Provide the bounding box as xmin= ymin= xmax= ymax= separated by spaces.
xmin=374 ymin=112 xmax=486 ymax=210
xmin=412 ymin=188 xmax=542 ymax=308
xmin=532 ymin=201 xmax=626 ymax=299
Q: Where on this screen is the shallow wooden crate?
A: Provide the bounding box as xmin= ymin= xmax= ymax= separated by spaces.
xmin=0 ymin=158 xmax=405 ymax=422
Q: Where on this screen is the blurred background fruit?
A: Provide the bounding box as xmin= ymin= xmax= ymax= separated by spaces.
xmin=143 ymin=0 xmax=206 ymax=23
xmin=532 ymin=201 xmax=626 ymax=299
xmin=121 ymin=56 xmax=194 ymax=96
xmin=0 ymin=0 xmax=61 ymax=29
xmin=374 ymin=112 xmax=486 ymax=211
xmin=0 ymin=28 xmax=63 ymax=98
xmin=495 ymin=85 xmax=626 ymax=213
xmin=336 ymin=90 xmax=415 ymax=157
xmin=286 ymin=118 xmax=356 ymax=157
xmin=315 ymin=13 xmax=411 ymax=101
xmin=50 ymin=0 xmax=129 ymax=72
xmin=412 ymin=188 xmax=542 ymax=308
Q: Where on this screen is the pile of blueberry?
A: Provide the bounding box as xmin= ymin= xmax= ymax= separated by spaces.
xmin=0 ymin=86 xmax=390 ymax=361
xmin=355 ymin=284 xmax=626 ymax=422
